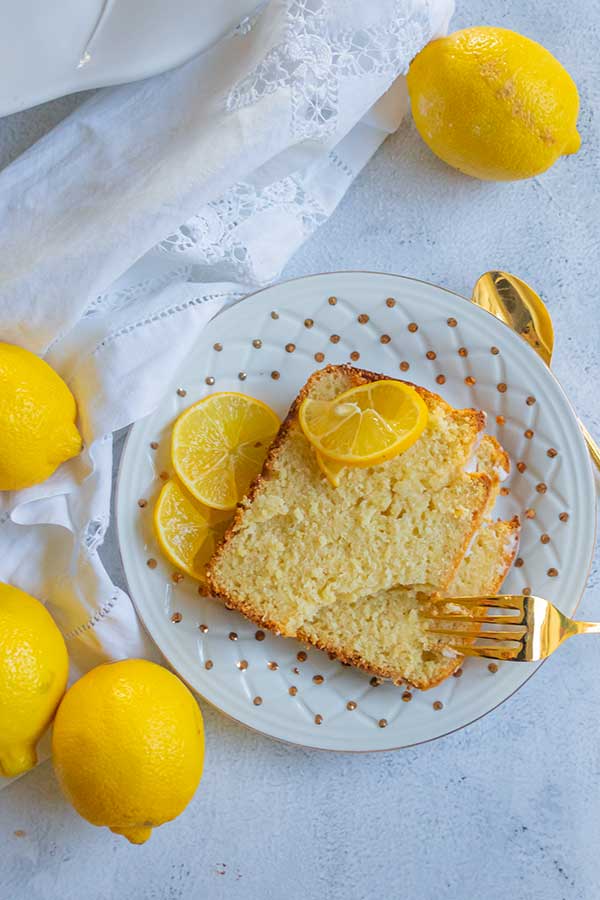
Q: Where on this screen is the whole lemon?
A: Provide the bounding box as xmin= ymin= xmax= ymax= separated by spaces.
xmin=52 ymin=659 xmax=205 ymax=844
xmin=0 ymin=583 xmax=69 ymax=778
xmin=0 ymin=342 xmax=82 ymax=491
xmin=407 ymin=26 xmax=581 ymax=180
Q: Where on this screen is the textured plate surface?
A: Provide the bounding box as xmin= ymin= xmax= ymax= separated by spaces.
xmin=117 ymin=272 xmax=596 ymax=751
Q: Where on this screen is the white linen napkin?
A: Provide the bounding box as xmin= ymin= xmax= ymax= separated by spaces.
xmin=0 ymin=0 xmax=454 ymax=699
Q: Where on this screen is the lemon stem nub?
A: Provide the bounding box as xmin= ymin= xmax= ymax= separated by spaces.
xmin=0 ymin=743 xmax=37 ymax=778
xmin=110 ymin=825 xmax=153 ymax=844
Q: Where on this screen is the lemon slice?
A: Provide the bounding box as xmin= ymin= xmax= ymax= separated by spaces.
xmin=299 ymin=380 xmax=428 ymax=468
xmin=315 ymin=452 xmax=345 ymax=488
xmin=172 ymin=392 xmax=280 ymax=510
xmin=154 ymin=479 xmax=233 ymax=581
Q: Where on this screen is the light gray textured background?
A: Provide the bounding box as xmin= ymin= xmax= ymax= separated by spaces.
xmin=1 ymin=1 xmax=600 ymax=899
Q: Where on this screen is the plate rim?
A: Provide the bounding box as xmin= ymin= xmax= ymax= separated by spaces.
xmin=116 ymin=270 xmax=598 ymax=752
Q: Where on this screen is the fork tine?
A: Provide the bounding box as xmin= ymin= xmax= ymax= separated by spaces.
xmin=426 ymin=626 xmax=527 ymax=642
xmin=426 ymin=595 xmax=525 ymax=611
xmin=446 ymin=644 xmax=522 ymax=660
xmin=424 ymin=610 xmax=525 ymax=625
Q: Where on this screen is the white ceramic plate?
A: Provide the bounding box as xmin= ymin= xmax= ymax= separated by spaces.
xmin=116 ymin=272 xmax=597 ymax=751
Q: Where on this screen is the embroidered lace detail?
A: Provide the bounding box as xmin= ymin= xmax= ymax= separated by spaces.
xmin=158 ymin=175 xmax=327 ymax=283
xmin=227 ymin=0 xmax=430 ymax=138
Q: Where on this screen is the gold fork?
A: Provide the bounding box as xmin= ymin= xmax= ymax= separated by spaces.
xmin=421 ymin=595 xmax=600 ymax=661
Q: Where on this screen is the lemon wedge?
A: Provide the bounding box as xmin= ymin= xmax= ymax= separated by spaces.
xmin=299 ymin=380 xmax=428 ymax=469
xmin=172 ymin=392 xmax=280 ymax=510
xmin=154 ymin=479 xmax=232 ymax=581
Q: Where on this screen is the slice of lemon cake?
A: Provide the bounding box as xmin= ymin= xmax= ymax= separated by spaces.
xmin=207 ymin=365 xmax=495 ymax=635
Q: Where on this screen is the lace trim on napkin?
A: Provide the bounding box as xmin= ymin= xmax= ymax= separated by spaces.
xmin=227 ymin=0 xmax=431 ymax=138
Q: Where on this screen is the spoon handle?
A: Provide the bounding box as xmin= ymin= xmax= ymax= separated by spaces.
xmin=578 ymin=419 xmax=600 ymax=472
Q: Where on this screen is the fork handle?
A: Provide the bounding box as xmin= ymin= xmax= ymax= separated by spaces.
xmin=575 ymin=621 xmax=600 ymax=635
xmin=578 ymin=419 xmax=600 ymax=473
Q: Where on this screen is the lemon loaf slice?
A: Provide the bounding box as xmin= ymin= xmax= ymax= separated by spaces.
xmin=298 ymin=515 xmax=520 ymax=690
xmin=207 ymin=365 xmax=493 ymax=635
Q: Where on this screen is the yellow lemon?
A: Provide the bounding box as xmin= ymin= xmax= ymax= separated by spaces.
xmin=0 ymin=583 xmax=68 ymax=778
xmin=172 ymin=392 xmax=280 ymax=510
xmin=154 ymin=478 xmax=232 ymax=581
xmin=52 ymin=659 xmax=204 ymax=845
xmin=299 ymin=380 xmax=428 ymax=469
xmin=0 ymin=342 xmax=82 ymax=491
xmin=407 ymin=26 xmax=580 ymax=181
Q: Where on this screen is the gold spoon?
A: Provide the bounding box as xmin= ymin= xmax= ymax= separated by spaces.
xmin=471 ymin=270 xmax=600 ymax=471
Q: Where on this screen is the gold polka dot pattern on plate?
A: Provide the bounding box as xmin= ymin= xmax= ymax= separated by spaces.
xmin=171 ymin=572 xmax=184 ymax=584
xmin=536 ymin=482 xmax=547 ymax=494
xmin=515 ymin=557 xmax=524 ymax=568
xmin=314 ymin=714 xmax=323 ymax=725
xmin=370 ymin=676 xmax=382 ymax=687
xmin=380 ymin=334 xmax=391 ymax=344
xmin=496 ymin=415 xmax=505 ymax=425
xmin=541 ymin=534 xmax=550 ymax=544
xmin=228 ymin=632 xmax=238 ymax=641
xmin=525 ymin=508 xmax=536 ymax=519
xmin=253 ymin=696 xmax=262 ymax=706
xmin=255 ymin=630 xmax=265 ymax=641
xmin=400 ymin=361 xmax=410 ymax=372
xmin=146 ymin=558 xmax=157 ymax=569
xmin=386 ymin=298 xmax=396 ymax=308
xmin=465 ymin=376 xmax=476 ymax=386
xmin=346 ymin=701 xmax=357 ymax=711
xmin=170 ymin=612 xmax=182 ymax=623
xmin=517 ymin=461 xmax=527 ymax=473
xmin=401 ymin=691 xmax=412 ymax=702
xmin=150 ymin=441 xmax=159 ymax=450
xmin=426 ymin=350 xmax=436 ymax=360
xmin=285 ymin=343 xmax=295 ymax=353
xmin=205 ymin=660 xmax=214 ymax=670
xmin=436 ymin=374 xmax=446 ymax=385
xmin=358 ymin=313 xmax=369 ymax=324
xmin=159 ymin=471 xmax=169 ymax=481
xmin=271 ymin=371 xmax=280 ymax=380
xmin=289 ymin=686 xmax=298 ymax=696
xmin=559 ymin=512 xmax=569 ymax=522
xmin=526 ymin=395 xmax=536 ymax=406
xmin=271 ymin=311 xmax=279 ymax=319
xmin=312 ymin=674 xmax=324 ymax=685
xmin=252 ymin=339 xmax=262 ymax=349
xmin=433 ymin=700 xmax=443 ymax=710
xmin=328 ymin=296 xmax=337 ymax=306
xmin=199 ymin=623 xmax=209 ymax=633
xmin=238 ymin=372 xmax=247 ymax=381
xmin=138 ymin=498 xmax=147 ymax=508
xmin=304 ymin=318 xmax=314 ymax=328
xmin=524 ymin=429 xmax=534 ymax=439
xmin=314 ymin=352 xmax=325 ymax=363
xmin=408 ymin=322 xmax=418 ymax=333
xmin=458 ymin=347 xmax=468 ymax=357
xmin=177 ymin=388 xmax=187 ymax=397
xmin=205 ymin=376 xmax=215 ymax=386
xmin=548 ymin=567 xmax=559 ymax=577
xmin=497 ymin=382 xmax=507 ymax=393
xmin=500 ymin=487 xmax=510 ymax=496
xmin=350 ymin=351 xmax=360 ymax=361
xmin=237 ymin=660 xmax=248 ymax=670
xmin=447 ymin=317 xmax=457 ymax=327
xmin=523 ymin=587 xmax=532 ymax=596
xmin=488 ymin=663 xmax=498 ymax=674
xmin=547 ymin=448 xmax=558 ymax=458
xmin=378 ymin=719 xmax=388 ymax=728
xmin=297 ymin=651 xmax=307 ymax=662
xmin=453 ymin=668 xmax=463 ymax=678
xmin=213 ymin=342 xmax=223 ymax=352
xmin=267 ymin=661 xmax=279 ymax=671
xmin=490 ymin=346 xmax=500 ymax=355
xmin=330 ymin=334 xmax=340 ymax=344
